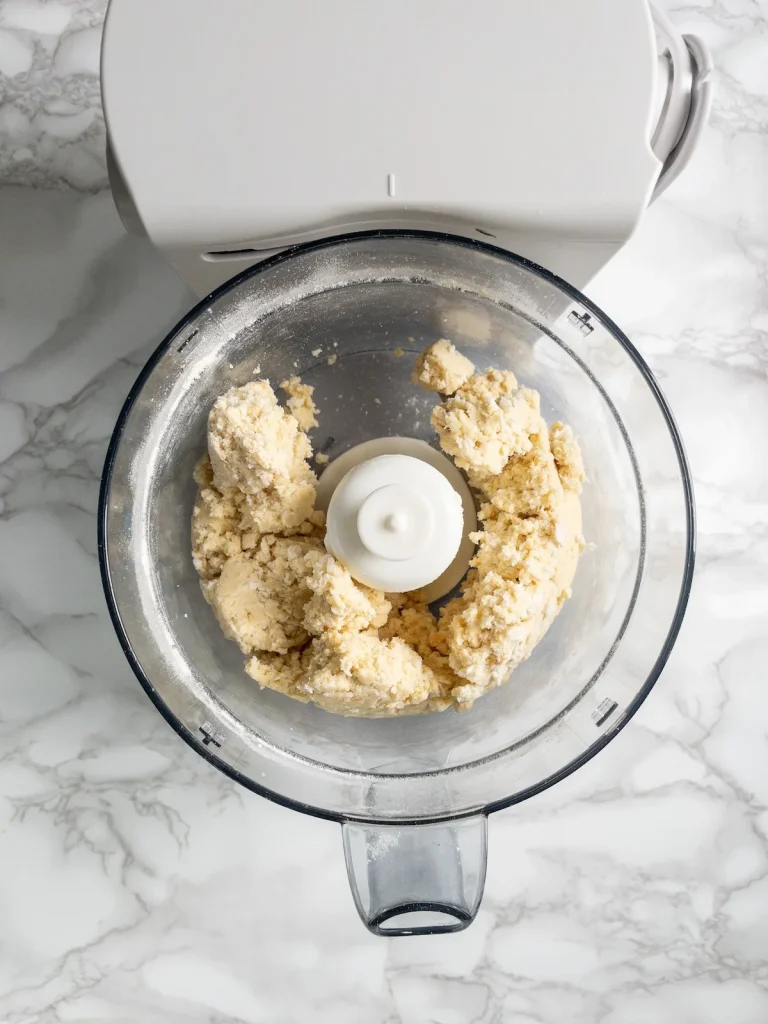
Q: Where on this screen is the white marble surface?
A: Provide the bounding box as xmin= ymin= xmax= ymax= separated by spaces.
xmin=0 ymin=0 xmax=106 ymax=190
xmin=1 ymin=2 xmax=767 ymax=1022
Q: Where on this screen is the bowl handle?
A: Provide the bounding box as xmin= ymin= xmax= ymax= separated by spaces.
xmin=342 ymin=815 xmax=487 ymax=936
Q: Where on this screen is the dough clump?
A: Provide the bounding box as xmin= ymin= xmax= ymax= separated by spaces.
xmin=207 ymin=380 xmax=316 ymax=533
xmin=411 ymin=338 xmax=475 ymax=395
xmin=191 ymin=347 xmax=584 ymax=715
xmin=280 ymin=376 xmax=318 ymax=431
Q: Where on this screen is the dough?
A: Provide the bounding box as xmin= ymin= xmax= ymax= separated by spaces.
xmin=203 ymin=536 xmax=324 ymax=654
xmin=439 ymin=498 xmax=583 ymax=701
xmin=191 ymin=456 xmax=244 ymax=579
xmin=432 ymin=369 xmax=542 ymax=475
xmin=207 ymin=380 xmax=316 ymax=533
xmin=191 ymin=346 xmax=584 ymax=715
xmin=429 ymin=363 xmax=584 ymax=700
xmin=193 ymin=378 xmax=447 ymax=715
xmin=247 ymin=631 xmax=440 ymax=717
xmin=303 ymin=554 xmax=391 ymax=636
xmin=549 ymin=421 xmax=585 ymax=493
xmin=412 ymin=339 xmax=475 ymax=395
xmin=380 ymin=597 xmax=459 ymax=707
xmin=281 ymin=376 xmax=319 ymax=431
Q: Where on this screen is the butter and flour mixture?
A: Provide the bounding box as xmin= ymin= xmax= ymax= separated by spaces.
xmin=191 ymin=341 xmax=585 ymax=715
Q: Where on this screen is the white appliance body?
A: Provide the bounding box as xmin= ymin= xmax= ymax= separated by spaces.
xmin=101 ymin=0 xmax=711 ymax=297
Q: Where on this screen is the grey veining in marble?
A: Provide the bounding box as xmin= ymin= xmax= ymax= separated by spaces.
xmin=0 ymin=0 xmax=106 ymax=190
xmin=1 ymin=0 xmax=767 ymax=1022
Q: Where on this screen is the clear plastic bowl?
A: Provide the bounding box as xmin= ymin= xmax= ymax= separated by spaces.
xmin=99 ymin=232 xmax=694 ymax=935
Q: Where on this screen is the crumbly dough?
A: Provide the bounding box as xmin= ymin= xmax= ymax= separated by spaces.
xmin=191 ymin=347 xmax=584 ymax=716
xmin=412 ymin=339 xmax=475 ymax=395
xmin=191 ymin=456 xmax=244 ymax=579
xmin=303 ymin=554 xmax=391 ymax=637
xmin=549 ymin=421 xmax=585 ymax=493
xmin=280 ymin=376 xmax=318 ymax=431
xmin=204 ymin=537 xmax=324 ymax=654
xmin=207 ymin=380 xmax=316 ymax=533
xmin=247 ymin=631 xmax=439 ymax=716
xmin=432 ymin=368 xmax=543 ymax=475
xmin=430 ymin=367 xmax=584 ymax=702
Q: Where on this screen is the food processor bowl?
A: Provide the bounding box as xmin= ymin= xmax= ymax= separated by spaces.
xmin=99 ymin=233 xmax=694 ymax=935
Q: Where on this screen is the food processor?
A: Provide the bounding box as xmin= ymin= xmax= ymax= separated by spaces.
xmin=99 ymin=1 xmax=705 ymax=934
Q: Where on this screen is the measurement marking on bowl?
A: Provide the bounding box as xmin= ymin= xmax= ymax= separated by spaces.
xmin=199 ymin=722 xmax=224 ymax=748
xmin=592 ymin=698 xmax=618 ymax=728
xmin=566 ymin=309 xmax=595 ymax=336
xmin=177 ymin=328 xmax=199 ymax=354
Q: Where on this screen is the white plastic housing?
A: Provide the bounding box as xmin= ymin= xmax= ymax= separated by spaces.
xmin=102 ymin=0 xmax=711 ymax=296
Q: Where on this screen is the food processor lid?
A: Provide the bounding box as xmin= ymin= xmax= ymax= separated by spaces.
xmin=103 ymin=0 xmax=662 ymax=252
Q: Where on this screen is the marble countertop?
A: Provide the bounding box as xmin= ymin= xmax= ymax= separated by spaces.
xmin=1 ymin=1 xmax=767 ymax=1021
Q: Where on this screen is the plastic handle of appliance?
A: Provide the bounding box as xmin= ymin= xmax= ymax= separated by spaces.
xmin=652 ymin=33 xmax=713 ymax=201
xmin=650 ymin=6 xmax=693 ymax=162
xmin=342 ymin=816 xmax=487 ymax=936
